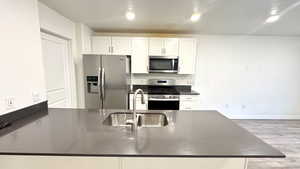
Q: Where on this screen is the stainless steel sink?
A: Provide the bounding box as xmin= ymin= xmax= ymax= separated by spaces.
xmin=103 ymin=112 xmax=133 ymax=127
xmin=103 ymin=112 xmax=168 ymax=127
xmin=138 ymin=113 xmax=168 ymax=127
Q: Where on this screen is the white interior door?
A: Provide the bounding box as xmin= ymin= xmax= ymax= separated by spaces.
xmin=41 ymin=33 xmax=72 ymax=108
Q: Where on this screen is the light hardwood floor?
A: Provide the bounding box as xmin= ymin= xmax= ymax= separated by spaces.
xmin=235 ymin=120 xmax=300 ymax=169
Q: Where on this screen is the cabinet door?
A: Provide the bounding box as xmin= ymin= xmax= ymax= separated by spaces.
xmin=164 ymin=38 xmax=179 ymax=56
xmin=149 ymin=38 xmax=164 ymax=56
xmin=178 ymin=38 xmax=197 ymax=74
xmin=91 ymin=36 xmax=111 ymax=54
xmin=132 ymin=38 xmax=149 ymax=73
xmin=111 ymin=37 xmax=132 ymax=55
xmin=180 ymin=95 xmax=201 ymax=110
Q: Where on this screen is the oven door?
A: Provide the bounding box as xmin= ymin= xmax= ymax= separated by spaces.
xmin=149 ymin=56 xmax=178 ymax=73
xmin=148 ymin=97 xmax=180 ymax=110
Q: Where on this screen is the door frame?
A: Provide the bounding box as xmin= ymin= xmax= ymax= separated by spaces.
xmin=41 ymin=31 xmax=77 ymax=107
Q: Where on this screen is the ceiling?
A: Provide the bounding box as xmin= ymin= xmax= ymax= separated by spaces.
xmin=39 ymin=0 xmax=300 ymax=36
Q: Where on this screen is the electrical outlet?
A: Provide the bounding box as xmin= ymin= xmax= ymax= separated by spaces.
xmin=32 ymin=92 xmax=41 ymax=103
xmin=225 ymin=104 xmax=229 ymax=108
xmin=5 ymin=97 xmax=15 ymax=110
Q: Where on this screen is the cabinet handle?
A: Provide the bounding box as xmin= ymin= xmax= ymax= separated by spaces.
xmin=111 ymin=46 xmax=114 ymax=53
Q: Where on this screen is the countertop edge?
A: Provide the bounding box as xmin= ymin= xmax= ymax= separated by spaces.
xmin=0 ymin=152 xmax=286 ymax=158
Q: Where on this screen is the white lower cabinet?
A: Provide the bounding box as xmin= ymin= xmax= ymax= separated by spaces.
xmin=121 ymin=158 xmax=247 ymax=169
xmin=129 ymin=94 xmax=148 ymax=110
xmin=180 ymin=95 xmax=202 ymax=110
xmin=0 ymin=156 xmax=119 ymax=169
xmin=0 ymin=156 xmax=247 ymax=169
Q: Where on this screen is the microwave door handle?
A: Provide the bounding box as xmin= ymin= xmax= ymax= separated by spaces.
xmin=172 ymin=59 xmax=175 ymax=70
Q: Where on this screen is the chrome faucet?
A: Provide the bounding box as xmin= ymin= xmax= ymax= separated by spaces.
xmin=127 ymin=89 xmax=145 ymax=130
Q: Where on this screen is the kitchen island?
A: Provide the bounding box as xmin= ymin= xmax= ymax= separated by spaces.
xmin=0 ymin=108 xmax=284 ymax=169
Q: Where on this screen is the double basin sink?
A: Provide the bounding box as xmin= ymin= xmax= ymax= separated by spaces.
xmin=103 ymin=112 xmax=168 ymax=127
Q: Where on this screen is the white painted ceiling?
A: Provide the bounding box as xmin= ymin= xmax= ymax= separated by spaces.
xmin=39 ymin=0 xmax=300 ymax=35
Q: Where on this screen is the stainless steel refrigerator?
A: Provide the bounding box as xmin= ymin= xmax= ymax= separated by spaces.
xmin=83 ymin=54 xmax=130 ymax=109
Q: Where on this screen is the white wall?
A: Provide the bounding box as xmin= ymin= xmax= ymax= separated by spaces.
xmin=0 ymin=0 xmax=47 ymax=116
xmin=194 ymin=35 xmax=300 ymax=119
xmin=38 ymin=2 xmax=75 ymax=40
xmin=76 ymin=23 xmax=93 ymax=108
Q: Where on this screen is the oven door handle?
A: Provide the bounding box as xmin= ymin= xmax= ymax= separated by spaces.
xmin=148 ymin=98 xmax=179 ymax=101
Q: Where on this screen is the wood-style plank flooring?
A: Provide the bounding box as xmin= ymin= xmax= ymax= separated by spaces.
xmin=235 ymin=120 xmax=300 ymax=169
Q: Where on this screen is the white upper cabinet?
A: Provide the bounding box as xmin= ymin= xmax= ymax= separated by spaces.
xmin=111 ymin=37 xmax=132 ymax=55
xmin=164 ymin=38 xmax=179 ymax=56
xmin=92 ymin=36 xmax=132 ymax=55
xmin=131 ymin=38 xmax=149 ymax=74
xmin=149 ymin=38 xmax=179 ymax=56
xmin=92 ymin=36 xmax=111 ymax=55
xmin=91 ymin=36 xmax=196 ymax=74
xmin=149 ymin=38 xmax=165 ymax=56
xmin=178 ymin=38 xmax=197 ymax=74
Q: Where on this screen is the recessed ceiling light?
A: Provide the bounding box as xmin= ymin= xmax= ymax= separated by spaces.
xmin=190 ymin=13 xmax=201 ymax=22
xmin=265 ymin=14 xmax=280 ymax=23
xmin=126 ymin=11 xmax=135 ymax=21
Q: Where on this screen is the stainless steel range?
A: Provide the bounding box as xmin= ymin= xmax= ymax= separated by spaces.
xmin=148 ymin=94 xmax=180 ymax=110
xmin=133 ymin=79 xmax=191 ymax=110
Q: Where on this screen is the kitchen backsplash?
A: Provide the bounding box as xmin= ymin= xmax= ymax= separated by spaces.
xmin=131 ymin=73 xmax=194 ymax=85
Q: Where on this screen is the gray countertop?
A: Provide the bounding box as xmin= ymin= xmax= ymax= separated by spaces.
xmin=0 ymin=108 xmax=284 ymax=158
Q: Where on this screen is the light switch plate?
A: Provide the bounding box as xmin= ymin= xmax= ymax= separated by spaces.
xmin=32 ymin=92 xmax=41 ymax=103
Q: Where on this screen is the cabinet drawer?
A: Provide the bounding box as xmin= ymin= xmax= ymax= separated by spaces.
xmin=180 ymin=95 xmax=200 ymax=101
xmin=180 ymin=97 xmax=204 ymax=110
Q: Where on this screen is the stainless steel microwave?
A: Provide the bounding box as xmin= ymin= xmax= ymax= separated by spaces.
xmin=149 ymin=56 xmax=178 ymax=73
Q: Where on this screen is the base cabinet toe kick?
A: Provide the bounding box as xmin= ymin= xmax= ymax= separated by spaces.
xmin=0 ymin=156 xmax=248 ymax=169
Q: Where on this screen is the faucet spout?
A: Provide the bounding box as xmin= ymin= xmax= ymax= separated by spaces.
xmin=131 ymin=89 xmax=145 ymax=130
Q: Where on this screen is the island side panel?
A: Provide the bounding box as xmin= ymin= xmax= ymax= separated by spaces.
xmin=0 ymin=156 xmax=120 ymax=169
xmin=121 ymin=157 xmax=247 ymax=169
xmin=0 ymin=156 xmax=247 ymax=169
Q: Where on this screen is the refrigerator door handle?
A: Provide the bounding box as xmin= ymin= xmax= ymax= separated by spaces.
xmin=101 ymin=68 xmax=105 ymax=100
xmin=97 ymin=67 xmax=102 ymax=99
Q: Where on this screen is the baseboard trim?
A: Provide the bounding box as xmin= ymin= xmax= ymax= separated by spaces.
xmin=0 ymin=101 xmax=48 ymax=129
